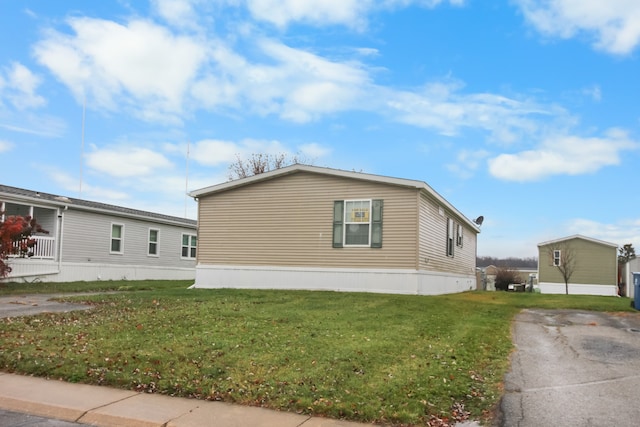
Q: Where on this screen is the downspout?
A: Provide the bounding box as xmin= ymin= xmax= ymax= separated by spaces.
xmin=57 ymin=207 xmax=67 ymax=274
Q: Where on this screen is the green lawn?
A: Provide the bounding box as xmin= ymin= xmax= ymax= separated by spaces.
xmin=0 ymin=281 xmax=635 ymax=425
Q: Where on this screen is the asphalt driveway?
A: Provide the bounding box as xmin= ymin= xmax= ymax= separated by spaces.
xmin=0 ymin=294 xmax=94 ymax=318
xmin=499 ymin=308 xmax=640 ymax=427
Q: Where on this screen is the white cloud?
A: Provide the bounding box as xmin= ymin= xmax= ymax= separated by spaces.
xmin=514 ymin=0 xmax=640 ymax=55
xmin=33 ymin=14 xmax=373 ymax=125
xmin=386 ymin=80 xmax=550 ymax=142
xmin=582 ymin=84 xmax=601 ymax=102
xmin=0 ymin=140 xmax=14 ymax=152
xmin=190 ymin=139 xmax=243 ymax=166
xmin=260 ymin=40 xmax=370 ymax=121
xmin=446 ymin=149 xmax=490 ymax=179
xmin=0 ymin=113 xmax=66 ymax=137
xmin=41 ymin=167 xmax=132 ymax=202
xmin=44 ymin=164 xmax=198 ymax=218
xmin=245 ymin=0 xmax=465 ymax=28
xmin=567 ymin=218 xmax=640 ymax=251
xmin=0 ymin=62 xmax=46 ymax=110
xmin=488 ymin=128 xmax=638 ymax=181
xmin=26 ymin=3 xmax=606 ymax=141
xmin=85 ymin=146 xmax=174 ymax=178
xmin=245 ymin=0 xmax=368 ymax=28
xmin=190 ymin=138 xmax=309 ymax=167
xmin=151 ymin=0 xmax=199 ymax=28
xmin=192 ymin=37 xmax=371 ymax=123
xmin=299 ymin=142 xmax=331 ymax=160
xmin=33 ymin=17 xmax=207 ymax=121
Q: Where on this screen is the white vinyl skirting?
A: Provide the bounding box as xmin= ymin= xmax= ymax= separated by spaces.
xmin=194 ymin=264 xmax=477 ymax=296
xmin=538 ymin=281 xmax=617 ymax=296
xmin=5 ymin=260 xmax=195 ymax=282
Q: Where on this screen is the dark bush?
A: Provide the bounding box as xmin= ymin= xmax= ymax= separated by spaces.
xmin=495 ymin=267 xmax=522 ymax=291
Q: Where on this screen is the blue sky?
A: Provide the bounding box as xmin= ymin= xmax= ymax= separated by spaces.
xmin=1 ymin=0 xmax=639 ymax=258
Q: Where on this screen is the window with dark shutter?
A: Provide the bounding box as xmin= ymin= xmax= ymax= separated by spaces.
xmin=333 ymin=199 xmax=383 ymax=248
xmin=371 ymin=199 xmax=383 ymax=248
xmin=446 ymin=218 xmax=454 ymax=256
xmin=333 ymin=201 xmax=344 ymax=248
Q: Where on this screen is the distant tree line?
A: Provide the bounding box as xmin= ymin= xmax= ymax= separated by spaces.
xmin=476 ymin=256 xmax=538 ymax=269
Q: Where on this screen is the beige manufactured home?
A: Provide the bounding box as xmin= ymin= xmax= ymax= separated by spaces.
xmin=537 ymin=235 xmax=618 ymax=295
xmin=190 ymin=165 xmax=480 ymax=295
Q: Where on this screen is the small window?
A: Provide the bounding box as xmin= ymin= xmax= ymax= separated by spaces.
xmin=110 ymin=223 xmax=124 ymax=254
xmin=553 ymin=249 xmax=561 ymax=266
xmin=333 ymin=199 xmax=383 ymax=248
xmin=182 ymin=233 xmax=197 ymax=259
xmin=446 ymin=218 xmax=454 ymax=257
xmin=456 ymin=224 xmax=463 ymax=247
xmin=148 ymin=229 xmax=159 ymax=256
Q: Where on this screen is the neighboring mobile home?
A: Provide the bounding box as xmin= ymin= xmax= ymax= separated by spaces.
xmin=1 ymin=184 xmax=197 ymax=282
xmin=537 ymin=235 xmax=618 ymax=295
xmin=478 ymin=265 xmax=537 ymax=292
xmin=190 ymin=164 xmax=480 ymax=295
xmin=622 ymin=257 xmax=640 ymax=299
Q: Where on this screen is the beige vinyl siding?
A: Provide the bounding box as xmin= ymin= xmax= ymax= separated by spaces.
xmin=417 ymin=192 xmax=476 ymax=275
xmin=61 ymin=209 xmax=196 ymax=267
xmin=197 ymin=171 xmax=419 ymax=269
xmin=538 ymin=238 xmax=617 ymax=286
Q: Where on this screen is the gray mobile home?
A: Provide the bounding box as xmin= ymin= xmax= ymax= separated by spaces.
xmin=1 ymin=185 xmax=197 ymax=282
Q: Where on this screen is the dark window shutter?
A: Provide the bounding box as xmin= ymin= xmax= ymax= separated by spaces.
xmin=333 ymin=201 xmax=344 ymax=248
xmin=371 ymin=199 xmax=383 ymax=248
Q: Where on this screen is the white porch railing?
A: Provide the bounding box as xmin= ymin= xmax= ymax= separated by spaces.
xmin=10 ymin=236 xmax=56 ymax=260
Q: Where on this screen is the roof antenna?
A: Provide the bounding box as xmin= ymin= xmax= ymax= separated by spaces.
xmin=79 ymin=92 xmax=86 ymax=197
xmin=474 ymin=216 xmax=484 ymax=226
xmin=184 ymin=139 xmax=190 ymax=218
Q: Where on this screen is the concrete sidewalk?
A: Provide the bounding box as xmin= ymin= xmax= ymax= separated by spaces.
xmin=0 ymin=372 xmax=370 ymax=427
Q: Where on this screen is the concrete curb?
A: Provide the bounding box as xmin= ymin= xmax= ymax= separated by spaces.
xmin=0 ymin=372 xmax=369 ymax=427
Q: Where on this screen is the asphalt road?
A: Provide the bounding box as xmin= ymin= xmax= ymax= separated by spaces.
xmin=499 ymin=308 xmax=640 ymax=427
xmin=0 ymin=408 xmax=86 ymax=426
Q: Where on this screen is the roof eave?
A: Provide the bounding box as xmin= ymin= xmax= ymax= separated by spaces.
xmin=189 ymin=164 xmax=480 ymax=232
xmin=1 ymin=187 xmax=197 ymax=229
xmin=537 ymin=234 xmax=618 ymax=248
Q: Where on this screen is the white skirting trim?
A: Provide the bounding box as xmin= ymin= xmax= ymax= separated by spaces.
xmin=538 ymin=281 xmax=617 ymax=296
xmin=194 ymin=264 xmax=477 ymax=296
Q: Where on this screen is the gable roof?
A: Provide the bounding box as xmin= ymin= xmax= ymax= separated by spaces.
xmin=0 ymin=184 xmax=197 ymax=228
xmin=190 ymin=164 xmax=481 ymax=232
xmin=537 ymin=234 xmax=617 ymax=249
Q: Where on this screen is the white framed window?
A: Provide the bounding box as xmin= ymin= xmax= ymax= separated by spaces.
xmin=110 ymin=223 xmax=124 ymax=254
xmin=181 ymin=233 xmax=197 ymax=259
xmin=446 ymin=218 xmax=454 ymax=257
xmin=333 ymin=199 xmax=383 ymax=248
xmin=148 ymin=228 xmax=159 ymax=256
xmin=345 ymin=200 xmax=371 ymax=246
xmin=553 ymin=249 xmax=561 ymax=266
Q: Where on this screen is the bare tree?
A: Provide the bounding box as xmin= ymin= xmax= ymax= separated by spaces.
xmin=547 ymin=244 xmax=576 ymax=295
xmin=227 ymin=153 xmax=308 ymax=181
xmin=618 ymin=243 xmax=636 ymax=264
